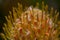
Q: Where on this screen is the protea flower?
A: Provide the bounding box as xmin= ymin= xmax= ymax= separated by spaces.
xmin=0 ymin=1 xmax=59 ymax=40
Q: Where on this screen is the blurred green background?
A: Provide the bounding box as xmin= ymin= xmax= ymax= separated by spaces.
xmin=0 ymin=0 xmax=60 ymax=39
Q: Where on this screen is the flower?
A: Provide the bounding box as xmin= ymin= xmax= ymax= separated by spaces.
xmin=2 ymin=3 xmax=59 ymax=40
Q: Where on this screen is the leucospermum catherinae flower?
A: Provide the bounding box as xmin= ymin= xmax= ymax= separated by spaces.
xmin=1 ymin=2 xmax=59 ymax=40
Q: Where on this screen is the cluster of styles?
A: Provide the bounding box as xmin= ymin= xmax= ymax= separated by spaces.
xmin=1 ymin=2 xmax=59 ymax=40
